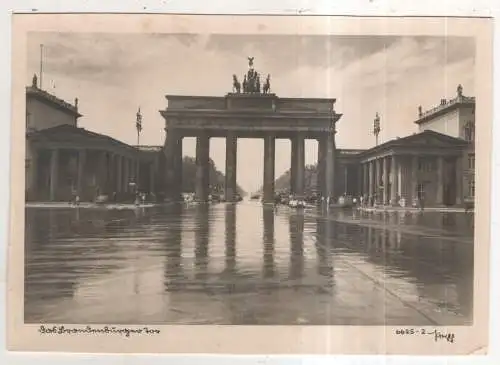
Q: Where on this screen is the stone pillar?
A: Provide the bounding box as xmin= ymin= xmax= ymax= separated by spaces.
xmin=383 ymin=157 xmax=389 ymax=205
xmin=290 ymin=136 xmax=298 ymax=194
xmin=411 ymin=155 xmax=418 ymax=203
xmin=317 ymin=135 xmax=327 ymax=197
xmin=357 ymin=164 xmax=363 ymax=196
xmin=436 ymin=155 xmax=444 ymax=205
xmin=263 ymin=135 xmax=276 ymax=203
xmin=455 ymin=156 xmax=463 ymax=206
xmin=27 ymin=149 xmax=38 ymax=200
xmin=294 ymin=134 xmax=305 ymax=198
xmin=390 ymin=155 xmax=398 ymax=205
xmin=368 ymin=160 xmax=374 ymax=198
xmin=49 ymin=148 xmax=59 ymax=201
xmin=343 ymin=165 xmax=348 ymax=195
xmin=116 ymin=155 xmax=123 ymax=193
xmin=98 ymin=151 xmax=107 ymax=196
xmin=123 ymin=158 xmax=130 ymax=193
xmin=173 ymin=136 xmax=183 ymax=199
xmin=149 ymin=162 xmax=155 ymax=194
xmin=325 ymin=132 xmax=336 ymax=199
xmin=195 ymin=133 xmax=210 ymax=202
xmin=76 ymin=149 xmax=86 ymax=198
xmin=375 ymin=159 xmax=382 ymax=204
xmin=165 ymin=129 xmax=183 ymax=201
xmin=363 ymin=163 xmax=368 ymax=196
xmin=136 ymin=160 xmax=141 ymax=190
xmin=225 ymin=133 xmax=238 ymax=202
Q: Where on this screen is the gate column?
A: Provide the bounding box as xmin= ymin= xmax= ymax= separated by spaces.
xmin=225 ymin=133 xmax=238 ymax=202
xmin=195 ymin=133 xmax=210 ymax=202
xmin=294 ymin=133 xmax=305 ymax=198
xmin=317 ymin=135 xmax=327 ymax=197
xmin=263 ymin=135 xmax=276 ymax=203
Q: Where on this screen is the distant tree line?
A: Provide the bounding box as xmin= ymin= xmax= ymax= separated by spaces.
xmin=257 ymin=164 xmax=318 ymax=194
xmin=181 ymin=156 xmax=246 ymax=196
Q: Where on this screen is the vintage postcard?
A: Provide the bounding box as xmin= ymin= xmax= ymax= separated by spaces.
xmin=7 ymin=14 xmax=492 ymax=355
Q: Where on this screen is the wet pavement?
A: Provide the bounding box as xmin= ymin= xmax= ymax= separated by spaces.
xmin=24 ymin=201 xmax=474 ymax=325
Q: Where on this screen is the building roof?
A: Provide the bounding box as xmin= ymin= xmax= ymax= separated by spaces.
xmin=137 ymin=145 xmax=163 ymax=152
xmin=26 ymin=86 xmax=82 ymax=118
xmin=28 ymin=124 xmax=138 ymax=153
xmin=414 ymin=95 xmax=475 ymax=125
xmin=357 ymin=129 xmax=469 ymax=158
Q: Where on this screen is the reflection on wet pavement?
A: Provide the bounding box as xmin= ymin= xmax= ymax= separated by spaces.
xmin=25 ymin=202 xmax=474 ymax=325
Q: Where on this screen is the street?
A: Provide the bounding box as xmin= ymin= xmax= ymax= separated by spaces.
xmin=24 ymin=201 xmax=474 ymax=325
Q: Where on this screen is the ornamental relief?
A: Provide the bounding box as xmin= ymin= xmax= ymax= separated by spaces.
xmin=170 ymin=117 xmax=329 ymax=128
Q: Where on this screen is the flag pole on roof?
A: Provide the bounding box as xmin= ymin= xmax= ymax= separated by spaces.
xmin=136 ymin=107 xmax=142 ymax=147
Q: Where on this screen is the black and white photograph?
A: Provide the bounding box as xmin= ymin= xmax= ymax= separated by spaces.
xmin=7 ymin=14 xmax=492 ymax=354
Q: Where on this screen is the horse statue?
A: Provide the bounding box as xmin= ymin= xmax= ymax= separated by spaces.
xmin=256 ymin=74 xmax=261 ymax=93
xmin=263 ymin=74 xmax=271 ymax=94
xmin=232 ymin=74 xmax=241 ymax=93
xmin=242 ymin=75 xmax=248 ymax=93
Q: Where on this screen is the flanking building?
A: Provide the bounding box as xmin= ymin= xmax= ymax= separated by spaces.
xmin=337 ymin=84 xmax=475 ymax=207
xmin=25 ymin=75 xmax=161 ymax=202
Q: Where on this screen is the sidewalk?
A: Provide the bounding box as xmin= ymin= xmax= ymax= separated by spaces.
xmin=25 ymin=201 xmax=165 ymax=209
xmin=357 ymin=205 xmax=472 ymax=213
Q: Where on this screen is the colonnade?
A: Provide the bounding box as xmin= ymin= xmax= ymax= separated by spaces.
xmin=163 ymin=129 xmax=337 ymax=202
xmin=32 ymin=147 xmax=143 ymax=201
xmin=359 ymin=154 xmax=463 ymax=206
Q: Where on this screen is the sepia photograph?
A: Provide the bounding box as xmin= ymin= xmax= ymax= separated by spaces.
xmin=7 ymin=14 xmax=492 ymax=354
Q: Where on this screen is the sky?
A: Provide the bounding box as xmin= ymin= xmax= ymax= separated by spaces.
xmin=26 ymin=33 xmax=475 ymax=193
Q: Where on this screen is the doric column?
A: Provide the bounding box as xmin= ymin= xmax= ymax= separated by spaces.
xmin=76 ymin=149 xmax=86 ymax=198
xmin=195 ymin=133 xmax=210 ymax=202
xmin=49 ymin=148 xmax=59 ymax=201
xmin=165 ymin=129 xmax=183 ymax=201
xmin=123 ymin=157 xmax=130 ymax=193
xmin=225 ymin=133 xmax=238 ymax=202
xmin=368 ymin=160 xmax=374 ymax=198
xmin=149 ymin=162 xmax=155 ymax=194
xmin=98 ymin=151 xmax=107 ymax=196
xmin=290 ymin=136 xmax=298 ymax=194
xmin=343 ymin=165 xmax=348 ymax=195
xmin=455 ymin=155 xmax=463 ymax=206
xmin=375 ymin=159 xmax=382 ymax=204
xmin=325 ymin=132 xmax=336 ymax=199
xmin=357 ymin=164 xmax=363 ymax=196
xmin=436 ymin=156 xmax=444 ymax=205
xmin=411 ymin=155 xmax=419 ymax=203
xmin=116 ymin=155 xmax=123 ymax=193
xmin=27 ymin=148 xmax=39 ymax=200
xmin=390 ymin=155 xmax=398 ymax=205
xmin=294 ymin=133 xmax=305 ymax=198
xmin=317 ymin=135 xmax=327 ymax=197
xmin=383 ymin=157 xmax=389 ymax=205
xmin=363 ymin=163 xmax=368 ymax=196
xmin=263 ymin=135 xmax=276 ymax=203
xmin=173 ymin=136 xmax=183 ymax=199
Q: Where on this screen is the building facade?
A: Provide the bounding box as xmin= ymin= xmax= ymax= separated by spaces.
xmin=336 ymin=84 xmax=475 ymax=207
xmin=25 ymin=75 xmax=159 ymax=202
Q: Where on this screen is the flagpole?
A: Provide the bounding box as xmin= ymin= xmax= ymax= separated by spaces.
xmin=135 ymin=107 xmax=142 ymax=195
xmin=39 ymin=44 xmax=44 ymax=90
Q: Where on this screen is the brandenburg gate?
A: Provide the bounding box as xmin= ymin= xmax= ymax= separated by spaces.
xmin=160 ymin=58 xmax=343 ymax=202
